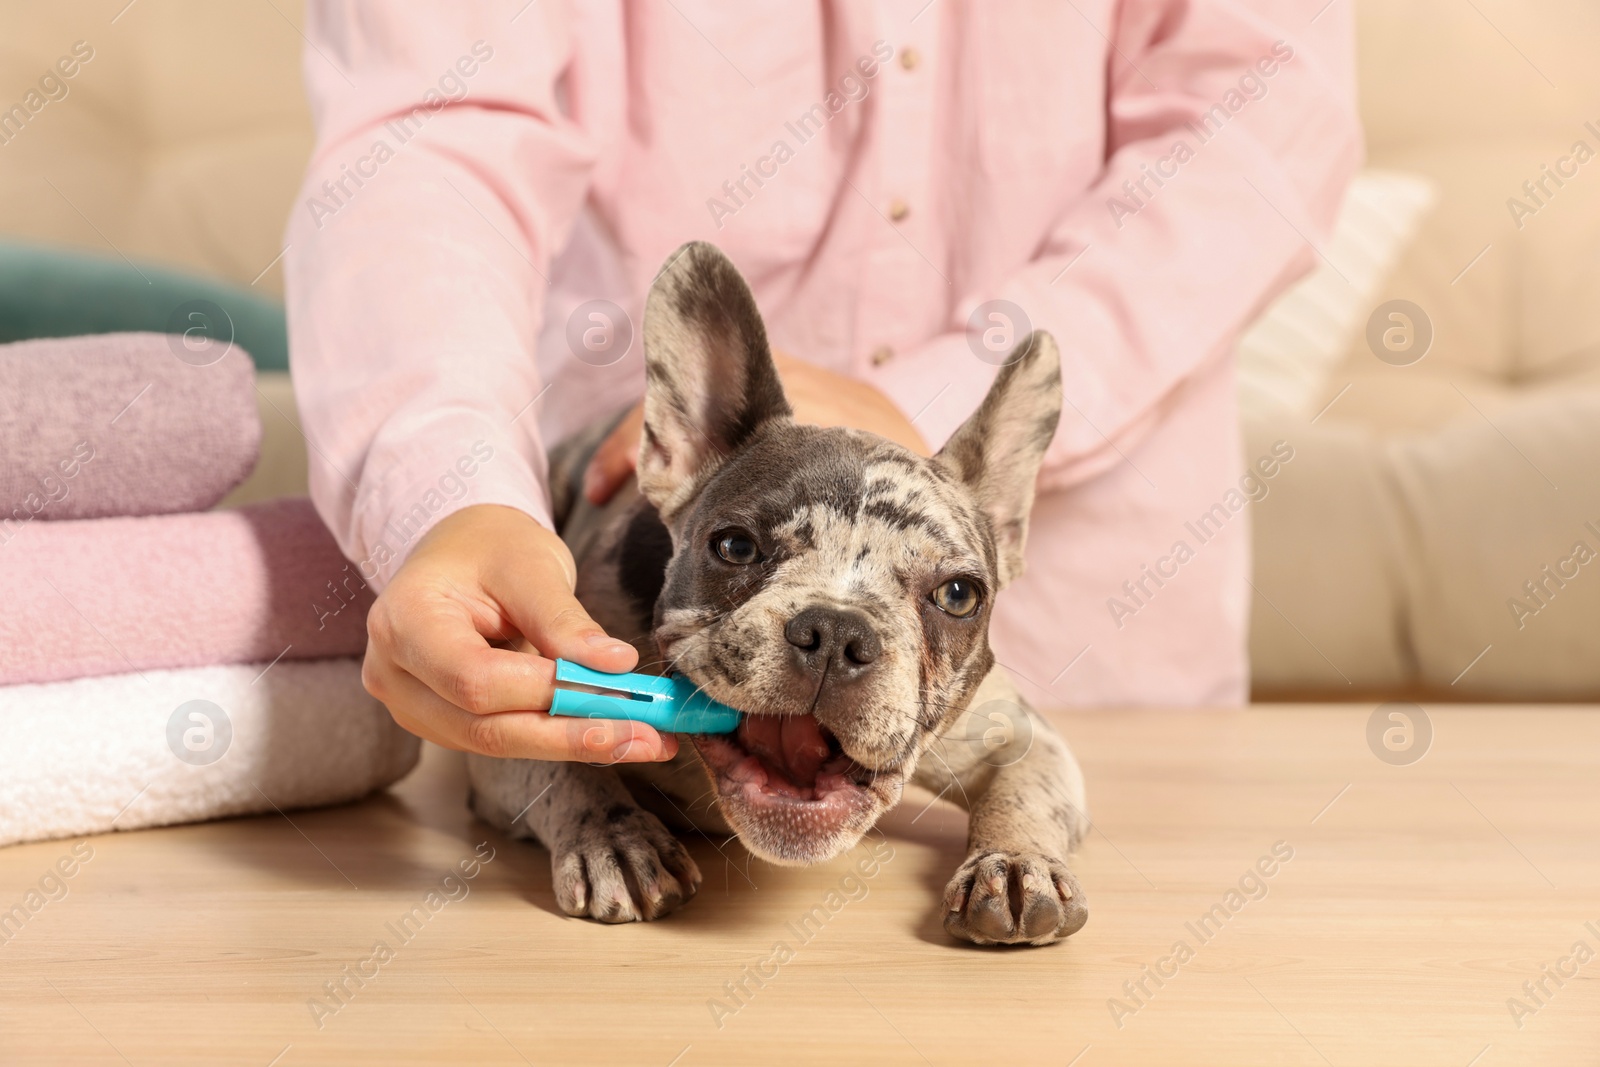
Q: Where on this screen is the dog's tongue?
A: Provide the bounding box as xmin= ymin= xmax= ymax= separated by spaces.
xmin=737 ymin=714 xmax=831 ymax=789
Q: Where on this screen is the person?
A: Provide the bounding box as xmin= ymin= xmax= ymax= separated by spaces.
xmin=285 ymin=2 xmax=1360 ymax=764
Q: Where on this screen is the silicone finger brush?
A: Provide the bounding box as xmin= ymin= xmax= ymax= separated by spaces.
xmin=548 ymin=660 xmax=742 ymax=734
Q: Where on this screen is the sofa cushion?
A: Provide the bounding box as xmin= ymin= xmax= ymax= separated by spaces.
xmin=1245 ymin=413 xmax=1411 ymax=695
xmin=0 ymin=241 xmax=289 ymax=370
xmin=1388 ymin=389 xmax=1600 ymax=697
xmin=1315 ymin=364 xmax=1523 ymax=437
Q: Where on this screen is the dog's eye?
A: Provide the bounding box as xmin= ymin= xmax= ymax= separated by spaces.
xmin=713 ymin=530 xmax=761 ymax=565
xmin=931 ymin=578 xmax=981 ymax=618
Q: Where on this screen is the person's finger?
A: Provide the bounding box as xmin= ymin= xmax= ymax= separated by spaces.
xmin=361 ymin=645 xmax=459 ymax=749
xmin=583 ymin=404 xmax=643 ymax=505
xmin=485 ymin=544 xmax=641 ymax=675
xmin=371 ymin=585 xmax=564 ymax=714
xmin=369 ymin=653 xmax=678 ymax=762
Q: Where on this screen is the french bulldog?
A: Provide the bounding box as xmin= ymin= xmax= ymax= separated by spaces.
xmin=468 ymin=242 xmax=1089 ymax=946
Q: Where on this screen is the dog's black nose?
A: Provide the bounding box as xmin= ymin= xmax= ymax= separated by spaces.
xmin=784 ymin=607 xmax=882 ymax=678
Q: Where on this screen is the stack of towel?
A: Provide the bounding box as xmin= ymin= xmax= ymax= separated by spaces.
xmin=0 ymin=333 xmax=419 ymax=847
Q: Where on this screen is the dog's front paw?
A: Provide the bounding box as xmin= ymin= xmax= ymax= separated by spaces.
xmin=552 ymin=806 xmax=702 ymax=923
xmin=942 ymin=850 xmax=1087 ymax=946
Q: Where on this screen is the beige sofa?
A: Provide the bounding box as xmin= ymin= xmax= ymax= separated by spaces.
xmin=3 ymin=0 xmax=1597 ymax=700
xmin=1247 ymin=0 xmax=1600 ymax=699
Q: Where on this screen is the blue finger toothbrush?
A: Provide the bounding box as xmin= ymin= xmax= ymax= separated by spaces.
xmin=548 ymin=660 xmax=741 ymax=734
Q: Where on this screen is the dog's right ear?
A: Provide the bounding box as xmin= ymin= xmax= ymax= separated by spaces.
xmin=638 ymin=242 xmax=792 ymax=519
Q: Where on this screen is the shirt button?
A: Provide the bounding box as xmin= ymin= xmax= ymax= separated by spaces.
xmin=888 ymin=198 xmax=910 ymax=222
xmin=870 ymin=345 xmax=894 ymax=366
xmin=899 ymin=47 xmax=920 ymax=71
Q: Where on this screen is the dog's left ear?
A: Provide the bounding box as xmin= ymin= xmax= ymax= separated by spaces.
xmin=638 ymin=242 xmax=793 ymax=519
xmin=935 ymin=332 xmax=1062 ymax=589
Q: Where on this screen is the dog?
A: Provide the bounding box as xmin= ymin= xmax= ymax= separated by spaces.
xmin=468 ymin=242 xmax=1089 ymax=946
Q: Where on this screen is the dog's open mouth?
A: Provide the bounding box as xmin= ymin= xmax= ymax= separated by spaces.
xmin=698 ymin=713 xmax=874 ymax=801
xmin=691 ymin=713 xmax=903 ymax=863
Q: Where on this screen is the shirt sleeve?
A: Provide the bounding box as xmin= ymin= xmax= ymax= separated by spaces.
xmin=284 ymin=1 xmax=597 ymax=588
xmin=864 ymin=0 xmax=1363 ymax=492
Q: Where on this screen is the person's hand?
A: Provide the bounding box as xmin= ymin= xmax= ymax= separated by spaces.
xmin=361 ymin=504 xmax=679 ymax=763
xmin=583 ymin=350 xmax=929 ymax=505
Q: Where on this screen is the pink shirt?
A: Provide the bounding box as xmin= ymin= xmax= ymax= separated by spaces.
xmin=286 ymin=0 xmax=1359 ymax=591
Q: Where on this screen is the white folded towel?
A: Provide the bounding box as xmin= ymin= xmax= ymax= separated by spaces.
xmin=0 ymin=658 xmax=420 ymax=847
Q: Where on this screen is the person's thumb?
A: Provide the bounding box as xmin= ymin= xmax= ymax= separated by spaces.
xmin=489 ymin=538 xmax=639 ymax=675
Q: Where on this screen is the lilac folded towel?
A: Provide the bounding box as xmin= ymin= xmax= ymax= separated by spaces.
xmin=0 ymin=497 xmax=372 ymax=686
xmin=0 ymin=332 xmax=260 ymax=524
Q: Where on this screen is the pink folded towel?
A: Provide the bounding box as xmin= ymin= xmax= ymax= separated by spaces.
xmin=0 ymin=497 xmax=372 ymax=686
xmin=0 ymin=332 xmax=260 ymax=526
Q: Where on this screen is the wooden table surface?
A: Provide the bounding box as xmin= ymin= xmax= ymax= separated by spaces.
xmin=1 ymin=705 xmax=1596 ymax=1066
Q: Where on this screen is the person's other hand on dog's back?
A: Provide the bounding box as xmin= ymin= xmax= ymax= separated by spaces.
xmin=361 ymin=505 xmax=677 ymax=764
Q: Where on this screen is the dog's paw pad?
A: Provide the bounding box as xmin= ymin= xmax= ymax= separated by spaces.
xmin=552 ymin=807 xmax=702 ymax=923
xmin=942 ymin=850 xmax=1087 ymax=946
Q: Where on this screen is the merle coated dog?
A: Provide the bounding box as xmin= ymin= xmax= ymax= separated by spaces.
xmin=468 ymin=242 xmax=1089 ymax=945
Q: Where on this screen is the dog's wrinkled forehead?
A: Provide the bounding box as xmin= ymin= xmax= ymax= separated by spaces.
xmin=685 ymin=423 xmax=994 ymax=579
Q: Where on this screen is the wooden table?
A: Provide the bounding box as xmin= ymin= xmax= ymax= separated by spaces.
xmin=1 ymin=706 xmax=1595 ymax=1066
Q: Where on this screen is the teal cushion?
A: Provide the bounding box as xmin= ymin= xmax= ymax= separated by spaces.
xmin=0 ymin=240 xmax=288 ymax=372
